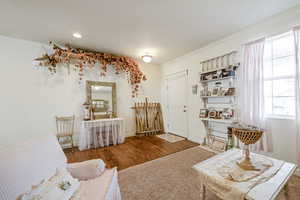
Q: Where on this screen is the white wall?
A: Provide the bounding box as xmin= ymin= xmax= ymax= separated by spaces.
xmin=162 ymin=5 xmax=300 ymax=164
xmin=0 ymin=36 xmax=161 ymax=146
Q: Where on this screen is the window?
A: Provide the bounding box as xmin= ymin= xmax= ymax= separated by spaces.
xmin=264 ymin=31 xmax=296 ymax=118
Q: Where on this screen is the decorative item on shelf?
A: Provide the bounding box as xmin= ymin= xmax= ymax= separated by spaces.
xmin=209 ymin=59 xmax=214 ymax=70
xmin=210 ymin=59 xmax=214 ymax=70
xmin=83 ymin=102 xmax=91 ymax=121
xmin=212 ymin=72 xmax=219 ymax=79
xmin=205 ymin=60 xmax=210 ymax=71
xmin=219 ymin=88 xmax=227 ymax=96
xmin=228 ymin=51 xmax=237 ymax=66
xmin=216 ymin=110 xmax=223 ymax=119
xmin=226 ymin=53 xmax=230 ymax=67
xmin=228 ymin=52 xmax=234 ymax=66
xmin=212 ymin=88 xmax=219 ymax=96
xmin=212 ymin=59 xmax=217 ymax=70
xmin=216 ymin=70 xmax=222 ymax=79
xmin=192 ymin=84 xmax=198 ymax=95
xmin=204 ymin=61 xmax=208 ymax=72
xmin=221 ymin=55 xmax=226 ymax=68
xmin=225 ymin=87 xmax=235 ymax=96
xmin=232 ymin=127 xmax=264 ymax=171
xmin=215 ymin=57 xmax=219 ymax=69
xmin=204 ymin=107 xmax=234 ymax=120
xmin=200 ymin=89 xmax=205 ymax=96
xmin=221 ymin=108 xmax=234 ymax=119
xmin=208 ymin=109 xmax=217 ymax=119
xmin=206 ymin=74 xmax=213 ymax=80
xmin=199 ymin=109 xmax=209 ymax=118
xmin=218 ymin=57 xmax=222 ymax=69
xmin=217 ymin=88 xmax=225 ymax=96
xmin=222 ymin=69 xmax=230 ymax=77
xmin=212 ymin=82 xmax=222 ymax=96
xmin=200 ymin=86 xmax=210 ymax=96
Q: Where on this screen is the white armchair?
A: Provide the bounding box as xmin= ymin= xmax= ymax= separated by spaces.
xmin=0 ymin=135 xmax=121 ymax=200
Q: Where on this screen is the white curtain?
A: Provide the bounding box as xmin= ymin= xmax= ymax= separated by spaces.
xmin=238 ymin=38 xmax=272 ymax=152
xmin=79 ymin=118 xmax=125 ymax=151
xmin=293 ymin=26 xmax=300 ymax=164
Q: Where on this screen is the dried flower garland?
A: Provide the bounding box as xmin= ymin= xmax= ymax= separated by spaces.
xmin=35 ymin=42 xmax=146 ymax=97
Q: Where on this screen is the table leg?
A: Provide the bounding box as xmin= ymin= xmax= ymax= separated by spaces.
xmin=284 ymin=183 xmax=290 ymax=200
xmin=200 ymin=184 xmax=206 ymax=200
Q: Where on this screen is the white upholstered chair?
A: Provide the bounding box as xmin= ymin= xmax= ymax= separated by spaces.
xmin=0 ymin=135 xmax=121 ymax=200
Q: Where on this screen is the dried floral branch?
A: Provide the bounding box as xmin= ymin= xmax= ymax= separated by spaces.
xmin=35 ymin=41 xmax=146 ymax=97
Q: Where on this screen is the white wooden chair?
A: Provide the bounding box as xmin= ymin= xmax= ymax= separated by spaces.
xmin=55 ymin=115 xmax=75 ymax=149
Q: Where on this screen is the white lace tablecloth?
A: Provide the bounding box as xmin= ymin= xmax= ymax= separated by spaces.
xmin=79 ymin=118 xmax=125 ymax=151
xmin=193 ymin=149 xmax=284 ymax=200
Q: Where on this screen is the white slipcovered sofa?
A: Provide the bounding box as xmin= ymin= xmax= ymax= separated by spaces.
xmin=0 ymin=135 xmax=121 ymax=200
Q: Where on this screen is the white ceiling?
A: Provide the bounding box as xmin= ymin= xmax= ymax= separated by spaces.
xmin=1 ymin=0 xmax=300 ymax=64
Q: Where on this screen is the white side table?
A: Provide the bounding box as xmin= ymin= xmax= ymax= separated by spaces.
xmin=193 ymin=149 xmax=297 ymax=200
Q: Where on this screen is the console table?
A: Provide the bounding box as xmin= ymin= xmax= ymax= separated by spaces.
xmin=193 ymin=148 xmax=297 ymax=200
xmin=79 ymin=118 xmax=125 ymax=150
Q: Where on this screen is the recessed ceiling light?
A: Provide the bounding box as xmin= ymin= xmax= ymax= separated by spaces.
xmin=72 ymin=32 xmax=82 ymax=39
xmin=142 ymin=55 xmax=152 ymax=63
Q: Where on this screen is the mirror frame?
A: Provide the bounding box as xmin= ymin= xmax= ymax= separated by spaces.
xmin=86 ymin=81 xmax=117 ymax=118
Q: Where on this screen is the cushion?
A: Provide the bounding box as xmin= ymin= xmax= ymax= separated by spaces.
xmin=67 ymin=159 xmax=105 ymax=180
xmin=21 ymin=168 xmax=80 ymax=200
xmin=71 ymin=168 xmax=120 ymax=200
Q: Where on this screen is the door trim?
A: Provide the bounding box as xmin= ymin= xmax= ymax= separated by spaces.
xmin=165 ymin=69 xmax=189 ymax=139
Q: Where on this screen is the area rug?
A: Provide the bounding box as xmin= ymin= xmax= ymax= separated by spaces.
xmin=118 ymin=146 xmax=300 ymax=200
xmin=156 ymin=133 xmax=185 ymax=143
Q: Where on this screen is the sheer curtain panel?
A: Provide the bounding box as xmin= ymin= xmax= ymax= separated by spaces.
xmin=293 ymin=26 xmax=300 ymax=164
xmin=238 ymin=38 xmax=272 ymax=152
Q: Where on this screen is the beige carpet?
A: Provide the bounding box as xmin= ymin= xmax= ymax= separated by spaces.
xmin=119 ymin=146 xmax=300 ymax=200
xmin=156 ymin=133 xmax=185 ymax=143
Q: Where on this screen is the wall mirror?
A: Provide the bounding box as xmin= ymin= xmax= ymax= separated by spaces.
xmin=86 ymin=81 xmax=117 ymax=119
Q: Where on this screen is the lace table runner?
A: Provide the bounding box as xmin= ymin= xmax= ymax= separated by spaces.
xmin=196 ymin=149 xmax=284 ymax=200
xmin=217 ymin=154 xmax=273 ymax=182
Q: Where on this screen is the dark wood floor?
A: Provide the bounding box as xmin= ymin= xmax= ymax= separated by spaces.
xmin=64 ymin=135 xmax=199 ymax=170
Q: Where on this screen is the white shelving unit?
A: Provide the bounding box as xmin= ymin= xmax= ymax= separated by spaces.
xmin=199 ymin=52 xmax=239 ymax=152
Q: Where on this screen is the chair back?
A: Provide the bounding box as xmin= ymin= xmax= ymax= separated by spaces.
xmin=56 ymin=115 xmax=75 ymax=137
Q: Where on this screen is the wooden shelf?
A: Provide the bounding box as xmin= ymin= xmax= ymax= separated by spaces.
xmin=200 ymin=118 xmax=235 ymax=124
xmin=200 ymin=64 xmax=239 ymax=75
xmin=201 ymin=95 xmax=235 ymax=98
xmin=200 ymin=76 xmax=235 ymax=83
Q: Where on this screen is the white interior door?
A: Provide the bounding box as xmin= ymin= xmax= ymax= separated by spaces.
xmin=166 ymin=71 xmax=188 ymax=138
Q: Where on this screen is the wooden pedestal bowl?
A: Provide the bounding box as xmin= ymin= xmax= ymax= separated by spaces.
xmin=232 ymin=128 xmax=263 ymax=171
